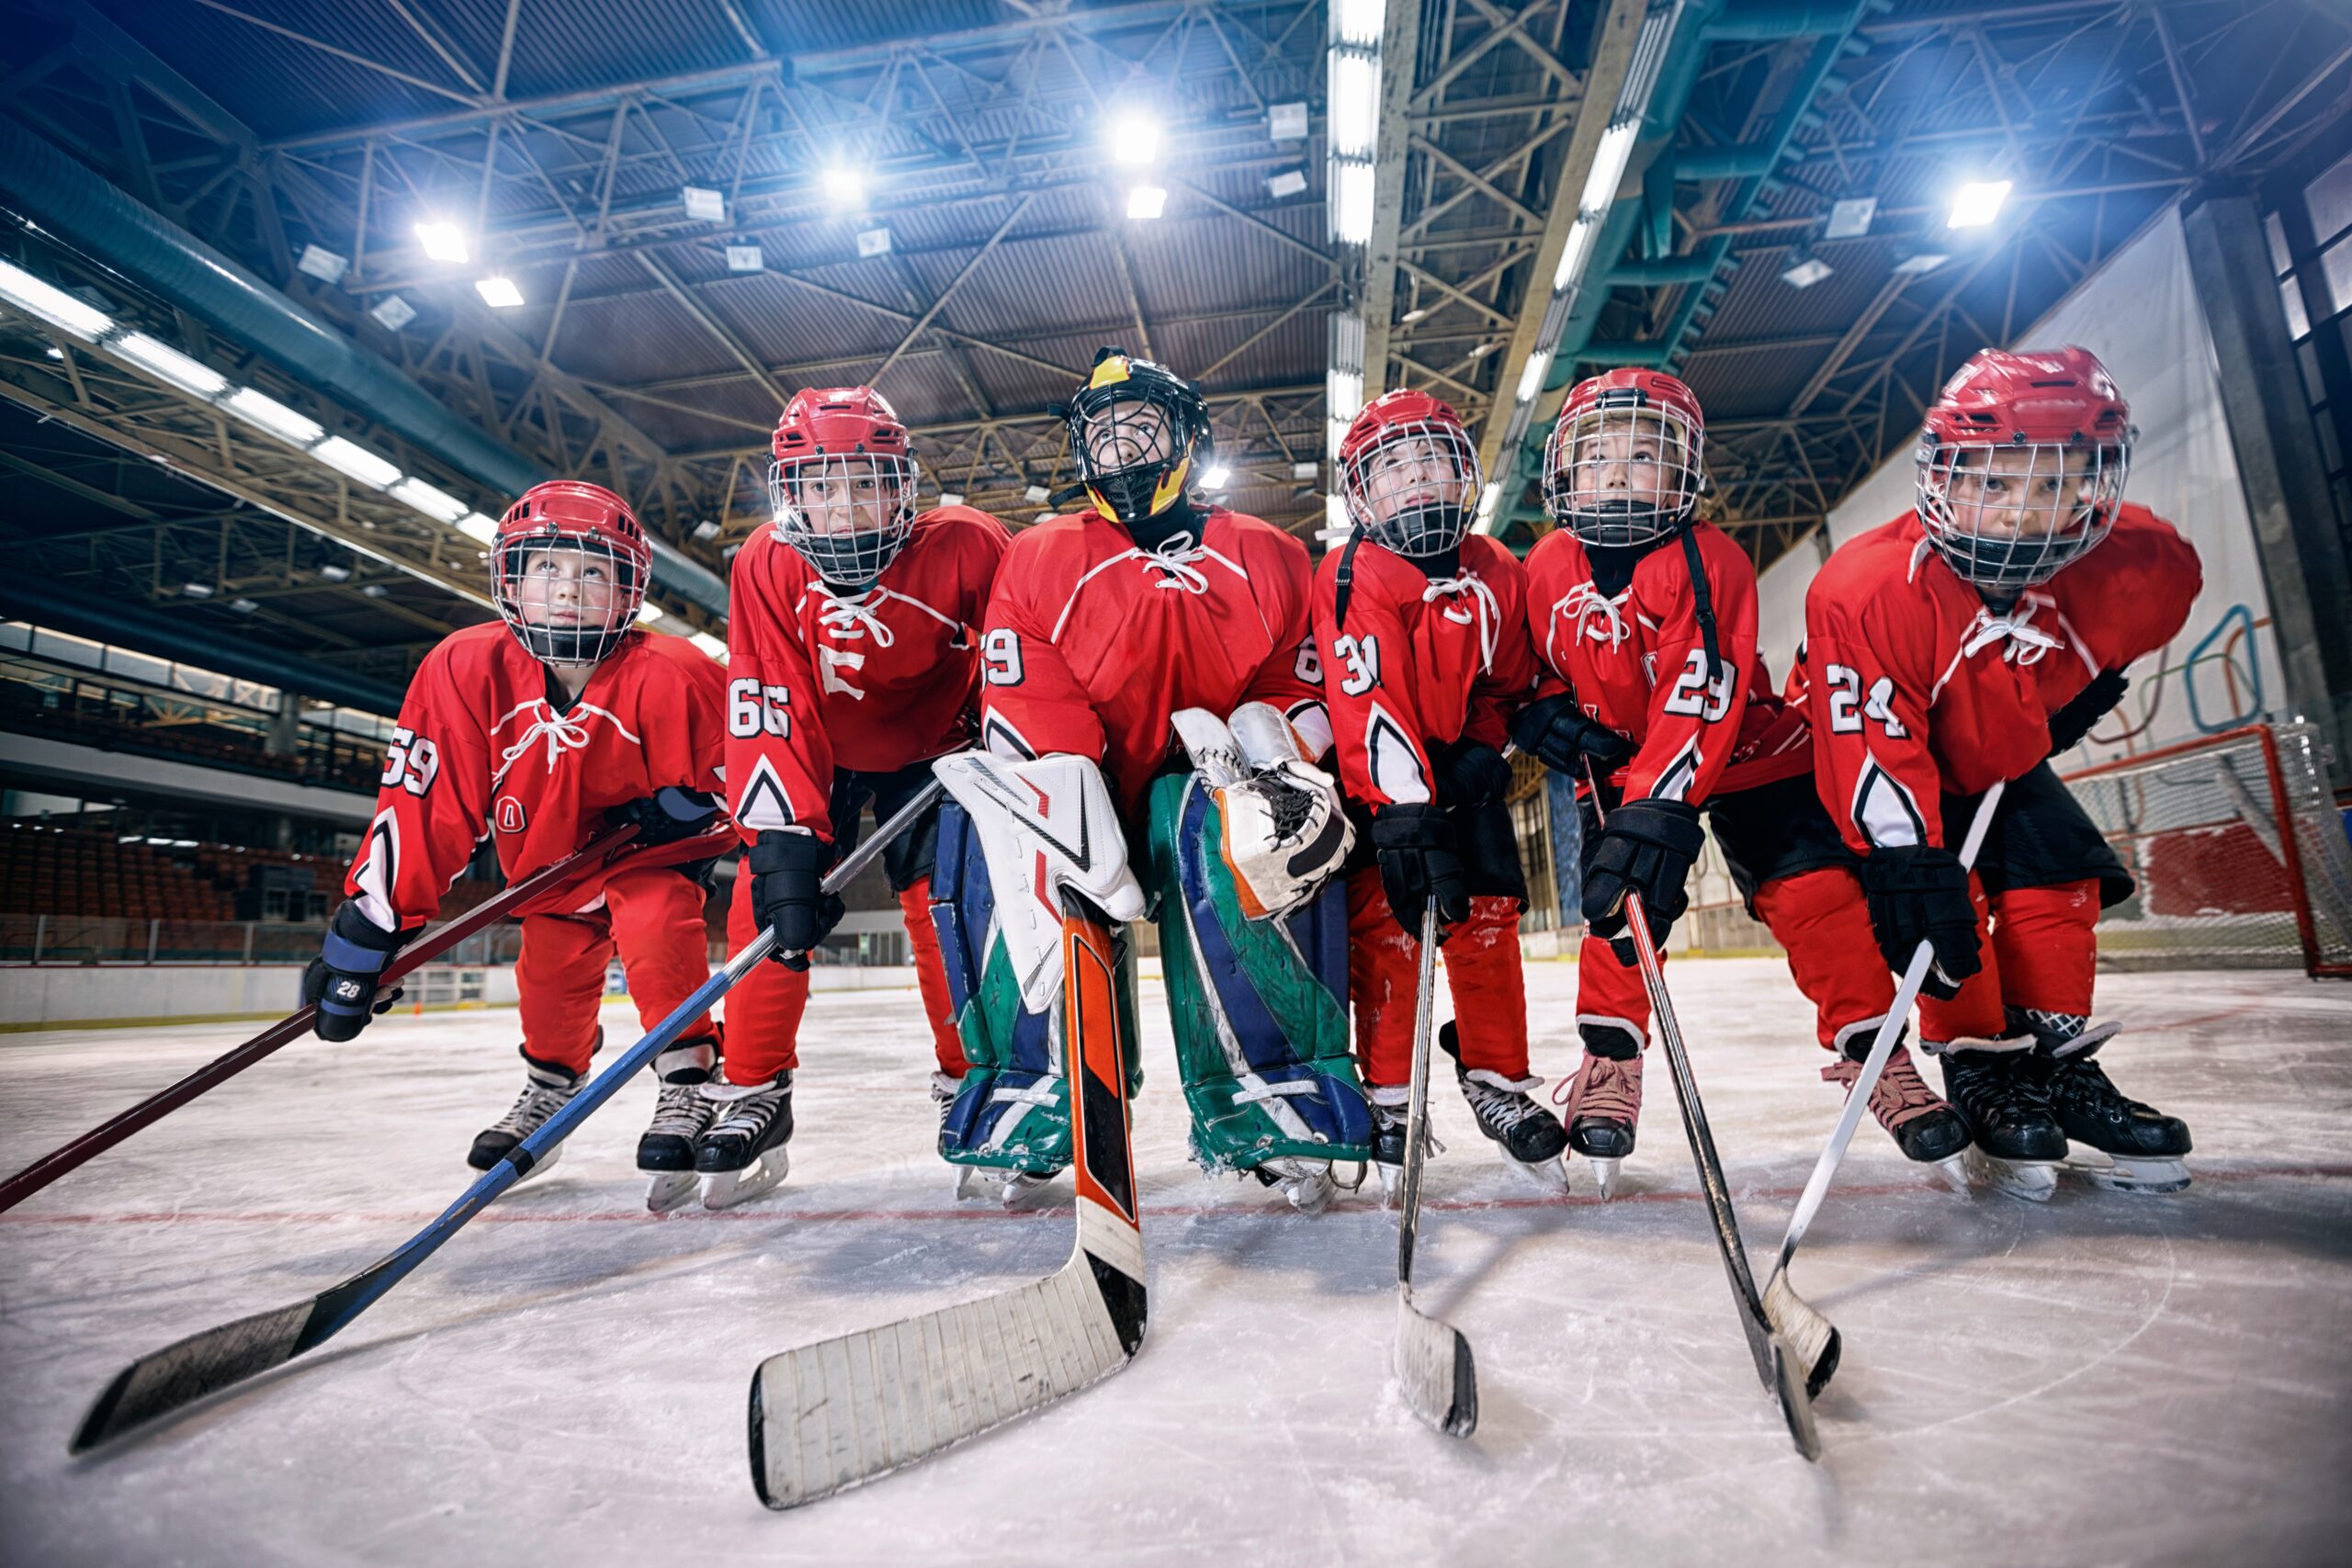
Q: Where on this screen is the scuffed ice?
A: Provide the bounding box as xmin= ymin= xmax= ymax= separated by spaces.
xmin=2 ymin=960 xmax=2348 ymax=1564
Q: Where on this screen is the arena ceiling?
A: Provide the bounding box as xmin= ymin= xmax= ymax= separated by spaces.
xmin=0 ymin=0 xmax=2345 ymax=694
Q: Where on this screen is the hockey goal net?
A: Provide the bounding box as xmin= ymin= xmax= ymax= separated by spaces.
xmin=2063 ymin=722 xmax=2352 ymax=976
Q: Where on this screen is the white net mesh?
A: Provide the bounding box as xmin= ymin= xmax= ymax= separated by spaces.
xmin=2063 ymin=722 xmax=2352 ymax=974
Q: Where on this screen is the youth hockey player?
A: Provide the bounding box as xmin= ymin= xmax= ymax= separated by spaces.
xmin=1313 ymin=389 xmax=1566 ymax=1194
xmin=716 ymin=386 xmax=1011 ymax=1208
xmin=1517 ymin=369 xmax=1968 ymax=1196
xmin=941 ymin=347 xmax=1369 ymax=1211
xmin=1804 ymin=345 xmax=2200 ymax=1197
xmin=305 ymin=481 xmax=733 ymax=1204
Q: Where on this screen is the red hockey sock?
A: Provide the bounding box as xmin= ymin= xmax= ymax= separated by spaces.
xmin=1917 ymin=873 xmax=2009 ymax=1044
xmin=719 ymin=864 xmax=808 ymax=1085
xmin=1574 ymin=931 xmax=1650 ymax=1047
xmin=1752 ymin=867 xmax=1899 ymax=1051
xmin=1345 ymin=868 xmax=1419 ymax=1089
xmin=514 ymin=909 xmax=612 ymax=1074
xmin=899 ymin=878 xmax=967 ymax=1076
xmin=1442 ymin=896 xmax=1530 ymax=1077
xmin=1988 ymin=880 xmax=2100 ymax=1019
xmin=604 ymin=863 xmax=717 ymax=1043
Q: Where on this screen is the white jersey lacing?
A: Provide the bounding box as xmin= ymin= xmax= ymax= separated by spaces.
xmin=1049 ymin=531 xmax=1250 ymax=641
xmin=1551 ymin=581 xmax=1633 ymax=653
xmin=1420 ymin=570 xmax=1502 ymax=671
xmin=491 ymin=699 xmax=643 ymax=785
xmin=799 ymin=581 xmax=965 ymax=649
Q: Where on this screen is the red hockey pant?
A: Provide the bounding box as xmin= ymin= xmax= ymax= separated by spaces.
xmin=719 ymin=871 xmax=967 ymax=1087
xmin=1917 ymin=877 xmax=2099 ymax=1044
xmin=1573 ymin=867 xmax=1895 ymax=1054
xmin=1346 ymin=868 xmax=1527 ymax=1089
xmin=515 ymin=863 xmax=713 ymax=1074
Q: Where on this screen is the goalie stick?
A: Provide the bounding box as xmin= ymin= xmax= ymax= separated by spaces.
xmin=747 ymin=894 xmax=1146 ymax=1508
xmin=1761 ymin=780 xmax=2007 ymax=1403
xmin=70 ymin=790 xmax=933 ymax=1454
xmin=0 ymin=820 xmax=700 ymax=1214
xmin=1590 ymin=772 xmax=1818 ymax=1460
xmin=1393 ymin=904 xmax=1477 ymax=1438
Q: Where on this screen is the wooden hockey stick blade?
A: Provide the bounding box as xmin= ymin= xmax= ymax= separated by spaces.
xmin=747 ymin=901 xmax=1145 ymax=1507
xmin=1395 ymin=1291 xmax=1478 ymax=1438
xmin=1761 ymin=1268 xmax=1841 ymax=1400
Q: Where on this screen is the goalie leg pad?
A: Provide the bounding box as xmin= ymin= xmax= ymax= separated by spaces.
xmin=1147 ymin=773 xmax=1371 ymax=1173
xmin=929 ymin=801 xmax=1142 ymax=1175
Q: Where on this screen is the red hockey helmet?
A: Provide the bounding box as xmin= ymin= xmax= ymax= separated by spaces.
xmin=1916 ymin=345 xmax=2132 ymax=594
xmin=1543 ymin=368 xmax=1706 ymax=547
xmin=491 ymin=480 xmax=650 ymax=667
xmin=1336 ymin=388 xmax=1483 ymax=558
xmin=766 ymin=386 xmax=921 ymax=586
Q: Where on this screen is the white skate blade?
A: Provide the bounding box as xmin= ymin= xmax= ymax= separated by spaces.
xmin=999 ymin=1170 xmax=1059 ymax=1210
xmin=2062 ymin=1147 xmax=2191 ymax=1194
xmin=643 ymin=1169 xmax=700 ymax=1213
xmin=1928 ymin=1154 xmax=1971 ymax=1194
xmin=1504 ymin=1153 xmax=1570 ymax=1194
xmin=1279 ymin=1168 xmax=1336 ymax=1215
xmin=1585 ymin=1156 xmax=1622 ymax=1201
xmin=1374 ymin=1161 xmax=1403 ymax=1209
xmin=1963 ymin=1145 xmax=2058 ymax=1201
xmin=700 ymin=1147 xmax=790 ymax=1211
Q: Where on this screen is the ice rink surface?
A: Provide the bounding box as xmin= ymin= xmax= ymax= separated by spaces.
xmin=2 ymin=957 xmax=2348 ymax=1567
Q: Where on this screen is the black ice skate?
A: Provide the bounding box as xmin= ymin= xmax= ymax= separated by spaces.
xmin=1935 ymin=1042 xmax=2066 ymax=1201
xmin=695 ymin=1071 xmax=793 ymax=1210
xmin=1440 ymin=1022 xmax=1567 ymax=1193
xmin=1820 ymin=1030 xmax=1971 ymax=1193
xmin=639 ymin=1033 xmax=719 ymax=1213
xmin=1367 ymin=1084 xmax=1429 ymax=1208
xmin=1562 ymin=1021 xmax=1644 ymax=1200
xmin=469 ymin=1048 xmax=583 ymax=1182
xmin=2030 ymin=1038 xmax=2192 ymax=1194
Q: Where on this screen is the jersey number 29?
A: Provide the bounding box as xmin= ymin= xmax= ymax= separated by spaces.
xmin=1660 ymin=648 xmax=1735 ymax=722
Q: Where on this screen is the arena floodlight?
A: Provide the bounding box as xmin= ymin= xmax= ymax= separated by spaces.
xmin=1947 ymin=179 xmax=2011 ymax=230
xmin=1781 ymin=255 xmax=1833 ymax=289
xmin=0 ymin=260 xmax=113 ymax=340
xmin=1126 ymin=185 xmax=1168 ymax=220
xmin=111 ymin=333 xmax=228 ymax=400
xmin=636 ymin=603 xmax=668 ymax=625
xmin=1201 ymin=463 xmax=1232 ymax=489
xmin=1517 ymin=349 xmax=1551 ymax=405
xmin=222 ymin=388 xmax=324 ymax=448
xmin=689 ymin=632 xmax=727 ymax=660
xmin=1110 ymin=109 xmax=1162 ymax=166
xmin=413 ymin=221 xmax=469 ymax=264
xmin=390 ymin=476 xmax=469 ymax=525
xmin=1331 ymin=0 xmax=1385 ymax=48
xmin=313 ymin=436 xmax=402 ymax=491
xmin=456 ymin=513 xmax=500 ymax=544
xmin=1024 ymin=484 xmax=1050 ymax=503
xmin=1329 ymin=53 xmax=1378 ymax=160
xmin=474 ymin=276 xmax=525 ymax=309
xmin=822 ymin=164 xmax=865 ymax=207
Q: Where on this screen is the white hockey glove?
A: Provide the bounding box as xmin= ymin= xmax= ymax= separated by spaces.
xmin=1171 ymin=704 xmax=1353 ymax=921
xmin=933 ymin=751 xmax=1146 ymax=1013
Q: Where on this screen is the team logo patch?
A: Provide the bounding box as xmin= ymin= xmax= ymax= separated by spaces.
xmin=496 ymin=795 xmax=527 ymax=833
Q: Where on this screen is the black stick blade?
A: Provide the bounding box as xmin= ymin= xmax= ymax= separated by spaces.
xmin=1395 ymin=1296 xmax=1478 ymax=1438
xmin=1769 ymin=1337 xmax=1822 ymax=1463
xmin=71 ymin=1297 xmax=317 ymax=1453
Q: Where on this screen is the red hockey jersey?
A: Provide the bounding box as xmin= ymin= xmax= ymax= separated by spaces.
xmin=1804 ymin=503 xmax=2201 ymax=853
xmin=978 ymin=507 xmax=1327 ymax=816
xmin=726 ymin=505 xmax=1010 ymax=843
xmin=1523 ymin=522 xmax=1806 ymax=803
xmin=1311 ymin=533 xmax=1536 ymax=808
xmin=345 ymin=623 xmax=728 ymax=930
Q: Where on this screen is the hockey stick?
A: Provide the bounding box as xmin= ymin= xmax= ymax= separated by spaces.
xmin=1393 ymin=903 xmax=1478 ymax=1438
xmin=1586 ymin=773 xmax=1817 ymax=1460
xmin=0 ymin=820 xmax=721 ymax=1214
xmin=747 ymin=892 xmax=1147 ymax=1507
xmin=1761 ymin=780 xmax=2006 ymax=1402
xmin=69 ymin=791 xmax=933 ymax=1454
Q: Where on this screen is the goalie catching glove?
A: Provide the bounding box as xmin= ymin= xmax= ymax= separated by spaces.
xmin=1170 ymin=704 xmax=1351 ymax=921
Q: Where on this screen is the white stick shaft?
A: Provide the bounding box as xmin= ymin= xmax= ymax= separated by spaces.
xmin=1396 ymin=905 xmax=1441 ymax=1291
xmin=1771 ymin=779 xmax=2007 ymax=1273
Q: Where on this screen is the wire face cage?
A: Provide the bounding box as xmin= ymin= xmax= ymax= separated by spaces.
xmin=1341 ymin=415 xmax=1482 ymax=558
xmin=491 ymin=484 xmax=650 ymax=667
xmin=1064 ymin=350 xmax=1209 ymax=525
xmin=1543 ymin=400 xmax=1704 ymax=547
xmin=1915 ymin=436 xmax=2129 ymax=594
xmin=767 ymin=451 xmax=922 ymax=586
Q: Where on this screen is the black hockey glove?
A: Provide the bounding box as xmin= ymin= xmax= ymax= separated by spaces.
xmin=1509 ymin=694 xmax=1634 ymax=777
xmin=750 ymin=829 xmax=843 ymax=972
xmin=2045 ymin=669 xmax=2129 ymax=756
xmin=1857 ymin=843 xmax=1982 ymax=1000
xmin=1580 ymin=797 xmax=1702 ymax=944
xmin=302 ymin=900 xmax=408 ymax=1043
xmin=608 ymin=785 xmax=720 ymax=847
xmin=1370 ymin=803 xmax=1471 ymax=939
xmin=1431 ymin=739 xmax=1512 ymax=810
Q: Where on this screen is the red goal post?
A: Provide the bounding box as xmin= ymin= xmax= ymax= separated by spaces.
xmin=2062 ymin=722 xmax=2352 ymax=978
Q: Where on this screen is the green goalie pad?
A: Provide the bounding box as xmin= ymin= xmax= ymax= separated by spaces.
xmin=930 ymin=798 xmax=1140 ymax=1175
xmin=1142 ymin=773 xmax=1372 ymax=1174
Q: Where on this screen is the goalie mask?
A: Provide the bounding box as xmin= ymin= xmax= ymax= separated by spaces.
xmin=491 ymin=480 xmax=650 ymax=667
xmin=1063 ymin=346 xmax=1212 ymax=526
xmin=767 ymin=385 xmax=922 ymax=588
xmin=1917 ymin=345 xmax=2132 ymax=595
xmin=1337 ymin=389 xmax=1482 ymax=558
xmin=1544 ymin=369 xmax=1706 ymax=548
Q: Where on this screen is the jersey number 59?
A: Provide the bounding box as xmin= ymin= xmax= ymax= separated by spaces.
xmin=380 ymin=726 xmax=438 ymax=796
xmin=980 ymin=628 xmax=1024 ymax=687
